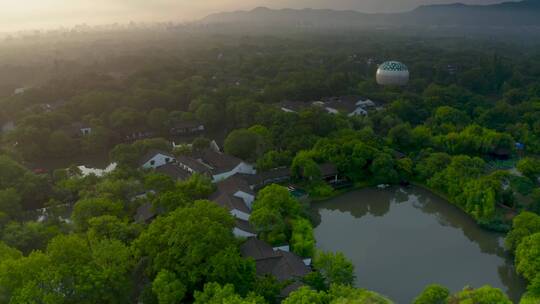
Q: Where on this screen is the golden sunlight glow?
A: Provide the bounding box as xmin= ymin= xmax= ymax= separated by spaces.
xmin=0 ymin=0 xmax=510 ymax=32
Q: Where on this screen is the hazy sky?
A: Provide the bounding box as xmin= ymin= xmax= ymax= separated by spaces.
xmin=0 ymin=0 xmax=511 ymax=32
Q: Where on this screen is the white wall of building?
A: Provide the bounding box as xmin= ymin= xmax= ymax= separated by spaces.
xmin=281 ymin=107 xmax=296 ymax=113
xmin=234 ymin=191 xmax=255 ymax=209
xmin=233 ymin=228 xmax=256 ymax=238
xmin=142 ymin=154 xmax=176 ymax=169
xmin=273 ymin=245 xmax=290 ymax=252
xmin=348 ymin=107 xmax=368 ymax=117
xmin=325 ymin=107 xmax=339 ymax=114
xmin=178 ymin=162 xmax=196 ymax=174
xmin=80 ymin=127 xmax=92 ymax=135
xmin=230 ymin=209 xmax=250 ymax=221
xmin=212 ymin=162 xmax=256 ymax=182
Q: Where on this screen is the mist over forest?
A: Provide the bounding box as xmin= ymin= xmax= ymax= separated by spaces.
xmin=0 ymin=0 xmax=523 ymax=32
xmin=2 ymin=1 xmax=540 ymax=304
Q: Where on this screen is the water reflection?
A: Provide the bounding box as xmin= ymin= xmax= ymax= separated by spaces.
xmin=312 ymin=186 xmax=526 ymax=303
xmin=314 ymin=188 xmax=393 ymax=219
xmin=410 ymin=188 xmax=504 ymax=256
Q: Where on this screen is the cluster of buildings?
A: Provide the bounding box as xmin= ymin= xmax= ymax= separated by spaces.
xmin=135 ymin=146 xmax=323 ymax=296
xmin=279 ymin=95 xmax=381 ymax=117
xmin=13 ymin=92 xmax=206 ymax=143
xmin=139 ymin=147 xmax=256 ymax=182
xmin=209 ymin=176 xmax=256 ymax=237
xmin=59 ymin=119 xmax=206 ymax=143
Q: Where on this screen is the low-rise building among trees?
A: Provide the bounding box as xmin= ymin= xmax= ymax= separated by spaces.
xmin=139 ymin=150 xmax=176 ymax=169
xmin=240 ymin=237 xmax=311 ymax=297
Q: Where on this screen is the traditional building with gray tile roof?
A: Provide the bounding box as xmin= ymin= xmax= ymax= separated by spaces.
xmin=240 ymin=237 xmax=311 ymax=297
xmin=155 ymin=163 xmax=191 ymax=181
xmin=234 ymin=219 xmax=257 ymax=238
xmin=213 ymin=192 xmax=251 ymax=221
xmin=139 ymin=150 xmax=176 ymax=169
xmin=176 ymin=149 xmax=256 ymax=182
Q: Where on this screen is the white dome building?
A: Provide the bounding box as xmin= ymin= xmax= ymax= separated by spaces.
xmin=376 ymin=61 xmax=409 ymax=86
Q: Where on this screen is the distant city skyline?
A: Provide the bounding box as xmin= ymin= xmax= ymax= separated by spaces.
xmin=0 ymin=0 xmax=517 ymax=32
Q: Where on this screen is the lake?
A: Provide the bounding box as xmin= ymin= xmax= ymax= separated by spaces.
xmin=311 ymin=186 xmax=526 ymax=303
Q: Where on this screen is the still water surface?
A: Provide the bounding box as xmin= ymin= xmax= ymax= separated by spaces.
xmin=312 ymin=186 xmax=526 ymax=303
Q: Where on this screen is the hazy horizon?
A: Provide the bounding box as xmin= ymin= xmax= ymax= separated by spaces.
xmin=1 ymin=0 xmax=516 ymax=32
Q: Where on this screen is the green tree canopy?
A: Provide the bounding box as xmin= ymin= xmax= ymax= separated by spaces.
xmin=87 ymin=215 xmax=141 ymax=244
xmin=134 ymin=200 xmax=236 ymax=302
xmin=72 ymin=197 xmax=124 ymax=231
xmin=290 ymin=218 xmax=316 ymax=258
xmin=1 ymin=221 xmax=60 ymax=255
xmin=0 ymin=188 xmax=22 ymax=220
xmin=449 ymin=286 xmax=511 ymax=304
xmin=176 ymin=173 xmax=215 ymax=200
xmin=282 ymin=287 xmax=327 ymax=304
xmin=224 ymin=129 xmax=266 ymax=161
xmin=284 ymin=285 xmax=393 ymax=304
xmin=312 ymin=251 xmax=356 ymax=289
xmin=153 ymin=190 xmax=190 ymax=213
xmin=0 ymin=241 xmax=22 ymax=261
xmin=516 ymin=232 xmax=540 ymax=282
xmin=0 ymin=234 xmax=134 ymax=304
xmin=251 ymin=184 xmax=302 ymax=245
xmin=517 ymin=158 xmax=540 ymax=181
xmin=144 ymin=173 xmax=175 ymax=193
xmin=506 ymin=212 xmax=540 ymax=253
xmin=194 ymin=283 xmax=265 ymax=304
xmin=207 ymin=246 xmax=258 ymax=297
xmin=291 ymin=151 xmax=321 ymax=181
xmin=413 ymin=284 xmax=450 ymax=304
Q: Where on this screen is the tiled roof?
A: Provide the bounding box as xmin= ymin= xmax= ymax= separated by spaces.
xmin=270 ymin=250 xmax=311 ymax=281
xmin=236 ymin=218 xmax=256 ymax=234
xmin=235 ymin=167 xmax=291 ymax=189
xmin=240 ymin=238 xmax=311 ymax=282
xmin=196 ymin=149 xmax=243 ymax=174
xmin=177 ymin=155 xmax=212 ymax=174
xmin=138 ymin=150 xmax=175 ymax=167
xmin=213 ymin=193 xmax=251 ymax=214
xmin=215 ymin=176 xmax=256 ymax=196
xmin=240 ymin=237 xmax=281 ymax=261
xmin=155 ymin=163 xmax=191 ymax=180
xmin=320 ymin=96 xmax=367 ymax=114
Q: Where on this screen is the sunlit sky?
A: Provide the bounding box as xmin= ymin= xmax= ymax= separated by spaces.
xmin=0 ymin=0 xmax=511 ymax=32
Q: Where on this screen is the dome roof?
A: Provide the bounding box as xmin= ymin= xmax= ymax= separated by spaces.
xmin=378 ymin=61 xmax=408 ymax=72
xmin=376 ymin=61 xmax=409 ymax=86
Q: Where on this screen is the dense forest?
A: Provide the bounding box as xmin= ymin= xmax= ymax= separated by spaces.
xmin=1 ymin=28 xmax=540 ymax=303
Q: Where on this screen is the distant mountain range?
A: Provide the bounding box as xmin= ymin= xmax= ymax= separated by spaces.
xmin=200 ymin=0 xmax=540 ymax=29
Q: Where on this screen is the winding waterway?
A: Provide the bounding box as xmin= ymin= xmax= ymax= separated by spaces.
xmin=311 ymin=186 xmax=526 ymax=303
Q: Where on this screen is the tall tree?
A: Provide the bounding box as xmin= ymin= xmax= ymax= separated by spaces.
xmin=134 ymin=200 xmax=235 ymax=302
xmin=312 ymin=251 xmax=355 ymax=289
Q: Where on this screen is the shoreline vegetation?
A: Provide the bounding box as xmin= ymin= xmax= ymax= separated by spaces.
xmin=2 ymin=31 xmax=540 ymax=303
xmin=309 ymin=180 xmax=512 ymax=232
xmin=310 ymin=182 xmax=526 ymax=302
